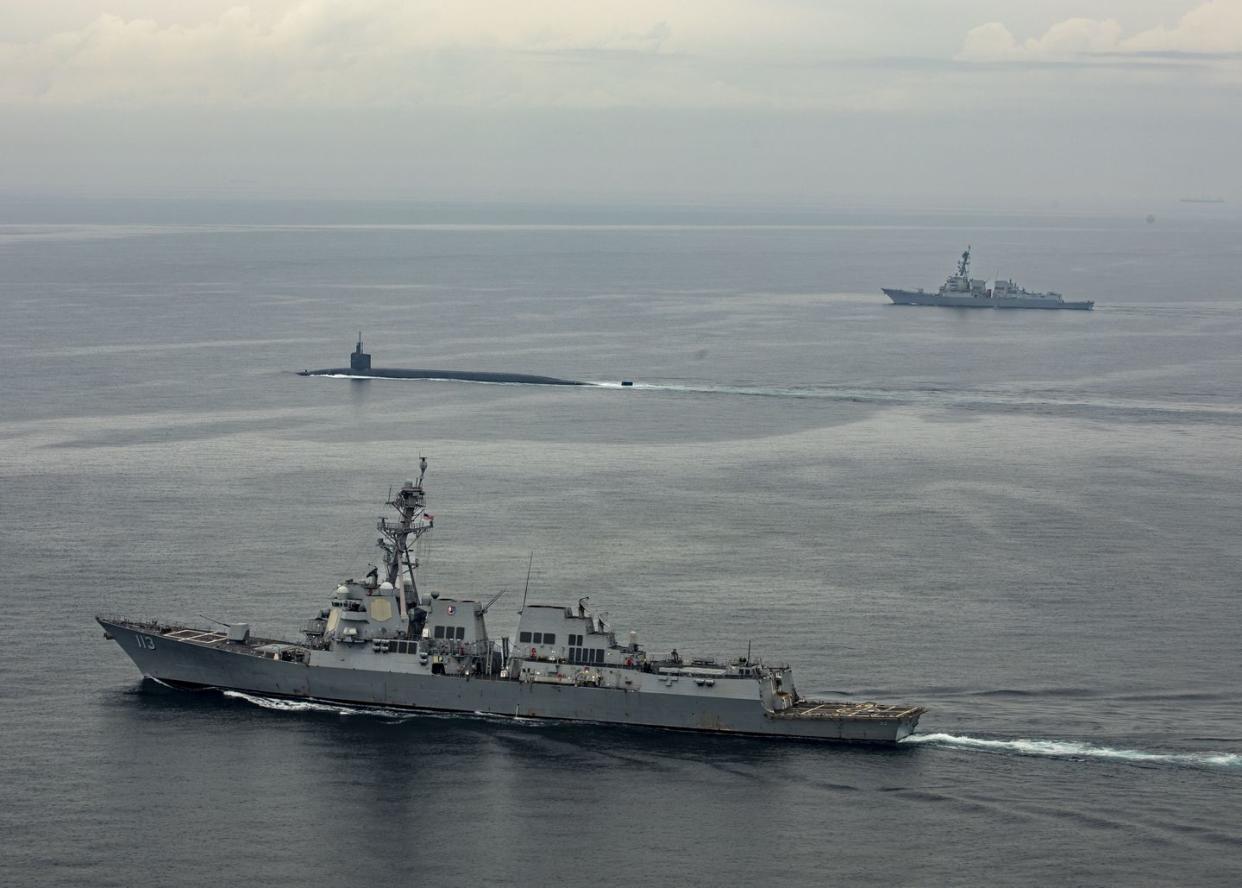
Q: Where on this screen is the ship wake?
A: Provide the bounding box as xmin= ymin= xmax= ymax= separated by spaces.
xmin=902 ymin=732 xmax=1242 ymax=769
xmin=221 ymin=690 xmax=413 ymax=719
xmin=306 ymin=372 xmax=1241 ymax=422
xmin=593 ymin=381 xmax=1242 ymax=419
xmin=220 ymin=690 xmax=549 ymax=727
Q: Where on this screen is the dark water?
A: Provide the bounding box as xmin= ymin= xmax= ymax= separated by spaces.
xmin=2 ymin=206 xmax=1241 ymax=886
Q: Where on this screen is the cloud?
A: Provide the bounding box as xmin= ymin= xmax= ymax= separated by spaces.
xmin=4 ymin=2 xmax=1236 ymax=112
xmin=0 ymin=1 xmax=878 ymax=108
xmin=958 ymin=0 xmax=1242 ymax=62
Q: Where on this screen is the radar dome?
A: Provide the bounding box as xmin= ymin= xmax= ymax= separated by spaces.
xmin=379 ymin=581 xmax=395 ymax=591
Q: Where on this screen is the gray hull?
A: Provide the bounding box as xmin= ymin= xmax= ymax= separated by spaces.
xmin=884 ymin=288 xmax=993 ymax=309
xmin=883 ymin=289 xmax=1093 ymax=311
xmin=299 ymin=367 xmax=585 ymax=385
xmin=100 ymin=619 xmax=921 ymax=744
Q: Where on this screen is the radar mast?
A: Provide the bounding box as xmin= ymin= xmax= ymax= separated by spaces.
xmin=956 ymin=246 xmax=971 ymax=277
xmin=376 ymin=457 xmax=433 ymax=628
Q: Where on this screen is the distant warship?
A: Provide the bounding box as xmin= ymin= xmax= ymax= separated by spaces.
xmin=884 ymin=247 xmax=1094 ymax=310
xmin=298 ymin=334 xmax=585 ymax=386
xmin=99 ymin=461 xmax=925 ymax=743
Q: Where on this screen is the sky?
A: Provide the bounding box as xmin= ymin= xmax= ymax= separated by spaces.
xmin=2 ymin=1 xmax=1240 ymax=210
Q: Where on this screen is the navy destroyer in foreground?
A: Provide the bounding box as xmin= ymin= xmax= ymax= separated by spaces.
xmin=98 ymin=462 xmax=924 ymax=743
xmin=884 ymin=247 xmax=1094 ymax=310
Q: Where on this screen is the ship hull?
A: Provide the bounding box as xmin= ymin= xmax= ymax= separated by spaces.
xmin=99 ymin=619 xmax=921 ymax=744
xmin=883 ymin=289 xmax=1092 ymax=310
xmin=298 ymin=367 xmax=585 ymax=385
xmin=883 ymin=288 xmax=992 ymax=308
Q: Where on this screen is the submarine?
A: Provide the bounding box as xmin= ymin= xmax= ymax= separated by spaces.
xmin=299 ymin=334 xmax=586 ymax=386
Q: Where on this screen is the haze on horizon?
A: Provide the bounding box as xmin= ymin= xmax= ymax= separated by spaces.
xmin=2 ymin=0 xmax=1241 ymax=212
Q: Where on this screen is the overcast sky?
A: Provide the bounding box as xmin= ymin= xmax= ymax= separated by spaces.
xmin=2 ymin=1 xmax=1239 ymax=210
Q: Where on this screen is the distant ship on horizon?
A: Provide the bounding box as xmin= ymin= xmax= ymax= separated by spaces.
xmin=882 ymin=247 xmax=1094 ymax=311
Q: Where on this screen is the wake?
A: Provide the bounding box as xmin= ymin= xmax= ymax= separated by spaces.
xmin=903 ymin=732 xmax=1242 ymax=769
xmin=220 ymin=690 xmax=545 ymax=727
xmin=219 ymin=692 xmax=1241 ymax=767
xmin=306 ymin=372 xmax=1241 ymax=421
xmin=221 ymin=690 xmax=409 ymax=719
xmin=592 ymin=380 xmax=1242 ymax=418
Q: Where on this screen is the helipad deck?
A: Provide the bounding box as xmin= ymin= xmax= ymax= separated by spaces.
xmin=773 ymin=701 xmax=926 ymax=720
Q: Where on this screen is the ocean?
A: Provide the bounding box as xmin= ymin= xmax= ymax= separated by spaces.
xmin=1 ymin=202 xmax=1240 ymax=886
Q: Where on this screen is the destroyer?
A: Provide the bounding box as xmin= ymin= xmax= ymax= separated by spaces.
xmin=98 ymin=461 xmax=924 ymax=743
xmin=884 ymin=247 xmax=1094 ymax=310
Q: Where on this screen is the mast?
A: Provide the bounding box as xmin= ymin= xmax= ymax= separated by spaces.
xmin=377 ymin=456 xmax=433 ymax=627
xmin=957 ymin=245 xmax=971 ymax=277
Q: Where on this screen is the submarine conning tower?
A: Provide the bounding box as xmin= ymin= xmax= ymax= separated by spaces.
xmin=350 ymin=332 xmax=371 ymax=372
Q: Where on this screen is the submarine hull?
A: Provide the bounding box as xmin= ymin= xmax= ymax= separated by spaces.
xmin=300 ymin=367 xmax=585 ymax=385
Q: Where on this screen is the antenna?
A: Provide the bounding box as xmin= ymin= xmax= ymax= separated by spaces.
xmin=402 ymin=539 xmax=420 ymax=605
xmin=481 ymin=587 xmax=508 ymax=614
xmin=519 ymin=552 xmax=533 ymax=613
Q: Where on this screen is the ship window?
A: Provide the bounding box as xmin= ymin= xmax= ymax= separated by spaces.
xmin=519 ymin=632 xmax=531 ymax=643
xmin=532 ymin=632 xmax=543 ymax=644
xmin=455 ymin=627 xmax=465 ymax=640
xmin=543 ymin=633 xmax=555 ymax=645
xmin=592 ymin=649 xmax=602 ymax=664
xmin=570 ymin=647 xmax=578 ymax=662
xmin=434 ymin=626 xmax=445 ymax=639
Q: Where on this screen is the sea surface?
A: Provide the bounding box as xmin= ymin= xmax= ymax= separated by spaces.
xmin=1 ymin=202 xmax=1240 ymax=886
